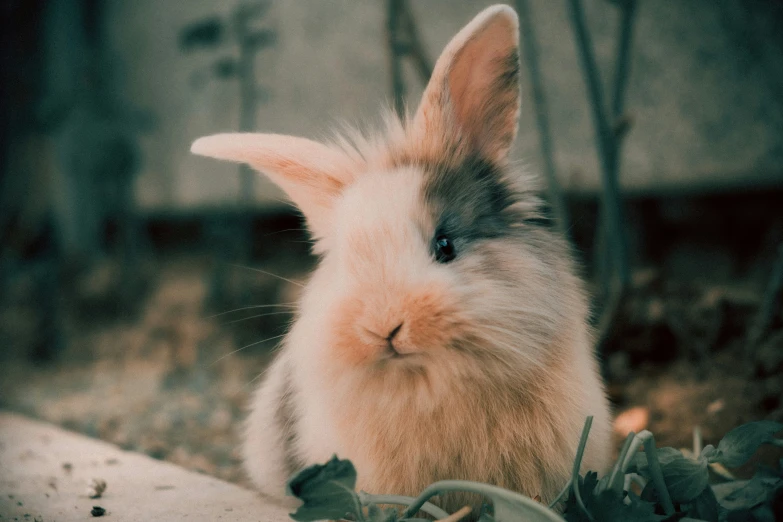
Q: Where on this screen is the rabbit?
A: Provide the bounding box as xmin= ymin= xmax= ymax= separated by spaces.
xmin=191 ymin=4 xmax=612 ymax=513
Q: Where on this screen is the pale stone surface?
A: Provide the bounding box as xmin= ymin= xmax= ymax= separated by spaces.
xmin=0 ymin=412 xmax=290 ymax=521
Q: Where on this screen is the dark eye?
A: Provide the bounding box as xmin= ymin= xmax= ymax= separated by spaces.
xmin=434 ymin=235 xmax=456 ymax=263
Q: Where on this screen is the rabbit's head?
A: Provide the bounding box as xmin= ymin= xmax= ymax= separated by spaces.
xmin=193 ymin=6 xmax=587 ymax=388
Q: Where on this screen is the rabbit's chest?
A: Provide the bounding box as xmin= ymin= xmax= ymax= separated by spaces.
xmin=315 ymin=386 xmax=568 ymax=503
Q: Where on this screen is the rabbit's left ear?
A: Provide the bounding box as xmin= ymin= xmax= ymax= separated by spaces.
xmin=412 ymin=5 xmax=520 ymax=164
xmin=191 ymin=133 xmax=356 ymax=241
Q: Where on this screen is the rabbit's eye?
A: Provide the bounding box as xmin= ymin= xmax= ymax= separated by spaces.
xmin=434 ymin=235 xmax=456 ymax=263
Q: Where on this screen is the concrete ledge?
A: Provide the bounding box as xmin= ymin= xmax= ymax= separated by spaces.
xmin=0 ymin=412 xmax=290 ymax=521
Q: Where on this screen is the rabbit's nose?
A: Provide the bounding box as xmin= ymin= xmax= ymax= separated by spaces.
xmin=386 ymin=323 xmax=403 ymax=342
xmin=386 ymin=323 xmax=404 ymax=355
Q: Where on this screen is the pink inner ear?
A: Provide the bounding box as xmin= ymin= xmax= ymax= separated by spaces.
xmin=191 ymin=133 xmax=359 ymax=240
xmin=410 ymin=6 xmax=520 ymax=165
xmin=447 ymin=14 xmax=520 ymax=160
xmin=192 ymin=133 xmax=350 ymax=196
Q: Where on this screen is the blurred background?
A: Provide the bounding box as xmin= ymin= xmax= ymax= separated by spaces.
xmin=1 ymin=0 xmax=782 ymax=485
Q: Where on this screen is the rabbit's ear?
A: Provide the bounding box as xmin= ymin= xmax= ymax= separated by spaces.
xmin=191 ymin=133 xmax=355 ymax=238
xmin=412 ymin=5 xmax=520 ymax=164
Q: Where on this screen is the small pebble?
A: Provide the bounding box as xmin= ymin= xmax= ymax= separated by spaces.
xmin=706 ymin=399 xmax=725 ymax=415
xmin=87 ymin=478 xmax=107 ymax=499
xmin=91 ymin=506 xmax=105 ymax=517
xmin=613 ymin=406 xmax=650 ymax=436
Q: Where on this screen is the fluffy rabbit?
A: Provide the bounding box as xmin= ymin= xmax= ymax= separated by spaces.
xmin=192 ymin=4 xmax=611 ymax=512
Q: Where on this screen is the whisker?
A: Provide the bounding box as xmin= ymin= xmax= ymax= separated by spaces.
xmin=246 ymin=346 xmax=287 ymax=388
xmin=211 ymin=333 xmax=288 ymax=366
xmin=221 ymin=310 xmax=295 ymax=325
xmin=248 ymin=371 xmax=268 ymax=385
xmin=261 ymin=227 xmax=307 ymax=237
xmin=205 ymin=303 xmax=299 ymax=319
xmin=228 ymin=263 xmax=305 ymax=288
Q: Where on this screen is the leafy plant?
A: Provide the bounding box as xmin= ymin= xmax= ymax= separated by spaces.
xmin=285 ymin=419 xmax=783 ymax=522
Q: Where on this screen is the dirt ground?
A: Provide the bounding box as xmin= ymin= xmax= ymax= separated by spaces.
xmin=1 ymin=207 xmax=782 ymax=488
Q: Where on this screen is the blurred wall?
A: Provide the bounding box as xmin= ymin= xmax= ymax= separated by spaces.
xmin=103 ymin=0 xmax=783 ymax=211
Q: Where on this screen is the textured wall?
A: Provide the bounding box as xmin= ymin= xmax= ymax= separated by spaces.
xmin=105 ymin=0 xmax=783 ymax=210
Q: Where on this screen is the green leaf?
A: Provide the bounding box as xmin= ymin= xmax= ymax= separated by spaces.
xmin=563 ymin=472 xmax=599 ymax=522
xmin=631 ymin=447 xmax=710 ymax=503
xmin=719 ymin=470 xmax=782 ymax=512
xmin=660 ymin=450 xmax=710 ymax=503
xmin=286 ymin=455 xmax=365 ymax=522
xmin=687 ymin=486 xmax=720 ymax=522
xmin=590 ymin=490 xmax=665 ymax=522
xmin=699 ymin=444 xmax=716 ymax=462
xmin=709 ymin=421 xmax=783 ymax=468
xmin=626 ymin=452 xmax=648 ymax=475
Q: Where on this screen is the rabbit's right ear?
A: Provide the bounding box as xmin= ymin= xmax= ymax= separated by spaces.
xmin=191 ymin=133 xmax=357 ymax=240
xmin=411 ymin=5 xmax=520 ymax=165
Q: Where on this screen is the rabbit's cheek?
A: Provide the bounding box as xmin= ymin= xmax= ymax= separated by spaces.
xmin=328 ymin=296 xmax=379 ymax=366
xmin=396 ymin=287 xmax=462 ymax=354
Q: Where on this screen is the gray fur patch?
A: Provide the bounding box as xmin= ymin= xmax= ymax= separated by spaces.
xmin=422 ymin=155 xmax=534 ymax=257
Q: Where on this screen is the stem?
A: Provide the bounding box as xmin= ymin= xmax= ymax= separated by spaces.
xmin=399 ymin=1 xmax=432 ymax=82
xmin=622 ymin=474 xmax=632 ymax=496
xmin=618 ymin=431 xmax=675 ymax=514
xmin=610 ymin=0 xmax=637 ymax=121
xmin=693 ymin=426 xmax=703 ymax=456
xmin=515 ymin=0 xmax=570 ymax=240
xmin=571 ymin=416 xmax=594 ymax=521
xmin=608 ymin=432 xmax=635 ymax=494
xmin=236 ymin=5 xmax=259 ymax=203
xmin=593 ymin=271 xmax=623 ymax=349
xmin=566 ymin=0 xmax=630 ymax=290
xmin=620 ymin=431 xmax=646 ymax=473
xmin=548 ymin=478 xmax=572 ymax=509
xmin=387 ymin=0 xmax=406 ymax=117
xmin=639 ymin=432 xmax=675 ymax=515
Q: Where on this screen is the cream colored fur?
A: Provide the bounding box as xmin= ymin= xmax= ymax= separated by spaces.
xmin=192 ymin=4 xmax=611 ymax=513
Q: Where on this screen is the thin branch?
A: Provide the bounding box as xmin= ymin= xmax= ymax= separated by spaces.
xmin=611 ymin=0 xmax=637 ymax=120
xmin=399 ymin=1 xmax=432 ymax=83
xmin=516 ymin=0 xmax=570 ymax=240
xmin=387 ymin=0 xmax=406 ymax=117
xmin=567 ymin=0 xmax=637 ymax=346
